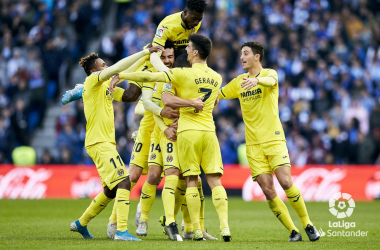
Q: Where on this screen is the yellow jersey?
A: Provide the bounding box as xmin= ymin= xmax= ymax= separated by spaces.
xmin=83 ymin=72 xmax=117 ymax=148
xmin=150 ymin=81 xmax=166 ymax=137
xmin=161 ymin=83 xmax=177 ymax=126
xmin=163 ymin=63 xmax=222 ymax=133
xmin=153 ymin=12 xmax=201 ymax=49
xmin=219 ymin=68 xmax=285 ymax=145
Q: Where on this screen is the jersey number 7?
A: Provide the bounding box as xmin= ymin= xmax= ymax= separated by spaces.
xmin=195 ymin=88 xmax=212 ymax=113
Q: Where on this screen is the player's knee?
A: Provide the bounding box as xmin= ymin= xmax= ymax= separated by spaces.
xmin=103 ymin=186 xmax=117 ymax=199
xmin=261 ymin=185 xmax=277 ymax=199
xmin=147 ymin=171 xmax=161 ymax=185
xmin=118 ymin=177 xmax=131 ymax=190
xmin=279 ymin=178 xmax=293 ymax=190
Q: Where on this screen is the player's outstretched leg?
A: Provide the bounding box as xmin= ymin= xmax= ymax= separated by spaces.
xmin=256 ymin=173 xmax=301 ymax=242
xmin=162 ymin=171 xmax=182 ymax=241
xmin=207 ymin=174 xmax=230 ymax=242
xmin=114 ymin=178 xmax=141 ymax=241
xmin=275 ymin=167 xmax=320 ymax=242
xmin=62 ymin=84 xmax=83 ymax=105
xmin=71 ymin=190 xmax=113 ymax=239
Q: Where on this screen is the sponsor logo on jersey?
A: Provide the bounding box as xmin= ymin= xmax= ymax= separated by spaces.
xmin=117 ymin=169 xmax=124 ymax=176
xmin=167 ymin=155 xmax=173 ymax=162
xmin=240 ymin=88 xmax=262 ymax=98
xmin=275 ymin=131 xmax=280 ymax=135
xmin=174 ymin=39 xmax=188 ymax=45
xmin=106 ymin=89 xmax=113 ymax=101
xmin=155 ymin=28 xmax=165 ymax=39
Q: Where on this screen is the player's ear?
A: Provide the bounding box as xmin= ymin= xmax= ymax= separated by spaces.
xmin=183 ymin=9 xmax=188 ymax=17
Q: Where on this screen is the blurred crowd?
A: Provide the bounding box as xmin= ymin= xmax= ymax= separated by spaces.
xmin=2 ymin=0 xmax=380 ymax=166
xmin=0 ymin=0 xmax=108 ymax=163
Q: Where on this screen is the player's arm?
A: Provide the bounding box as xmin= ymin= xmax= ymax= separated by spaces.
xmin=162 ymin=92 xmax=204 ymax=111
xmin=108 ymin=74 xmax=142 ymax=102
xmin=153 ymin=114 xmax=177 ymax=142
xmin=100 ymin=46 xmax=163 ymax=82
xmin=150 ymin=51 xmax=169 ymax=72
xmin=135 ymin=101 xmax=145 ymax=116
xmin=219 ymin=78 xmax=239 ymax=100
xmin=118 ymin=71 xmax=166 ymax=84
xmin=142 ymin=89 xmax=179 ymax=119
xmin=241 ymin=71 xmax=278 ymax=90
xmin=120 ymin=54 xmax=150 ymax=74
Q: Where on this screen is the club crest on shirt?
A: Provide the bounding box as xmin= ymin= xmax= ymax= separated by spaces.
xmin=117 ymin=168 xmax=124 ymax=176
xmin=155 ymin=28 xmax=165 ymax=39
xmin=166 ymin=155 xmax=173 ymax=162
xmin=150 ymin=153 xmax=157 ymax=160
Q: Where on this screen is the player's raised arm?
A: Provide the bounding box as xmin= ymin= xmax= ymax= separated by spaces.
xmin=100 ymin=46 xmax=163 ymax=82
xmin=219 ymin=77 xmax=240 ymax=100
xmin=118 ymin=71 xmax=167 ymax=85
xmin=150 ymin=51 xmax=170 ymax=72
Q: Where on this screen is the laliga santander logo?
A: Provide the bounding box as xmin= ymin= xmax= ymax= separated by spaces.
xmin=329 ymin=192 xmax=355 ymax=218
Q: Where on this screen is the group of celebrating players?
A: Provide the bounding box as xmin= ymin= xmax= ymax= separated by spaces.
xmin=64 ymin=0 xmax=320 ymax=243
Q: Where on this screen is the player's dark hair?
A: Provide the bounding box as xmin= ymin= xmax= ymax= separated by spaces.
xmin=164 ymin=40 xmax=175 ymax=50
xmin=79 ymin=52 xmax=99 ymax=76
xmin=174 ymin=54 xmax=191 ymax=68
xmin=188 ymin=34 xmax=212 ymax=60
xmin=186 ymin=0 xmax=207 ymax=13
xmin=241 ymin=42 xmax=264 ymax=62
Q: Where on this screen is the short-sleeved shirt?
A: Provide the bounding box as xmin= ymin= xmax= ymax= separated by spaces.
xmin=152 ymin=12 xmax=201 ymax=49
xmin=83 ymin=72 xmax=116 ymax=148
xmin=219 ymin=68 xmax=285 ymax=145
xmin=162 ymin=63 xmax=222 ymax=133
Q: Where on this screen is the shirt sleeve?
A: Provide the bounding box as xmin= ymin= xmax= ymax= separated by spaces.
xmin=162 ymin=68 xmax=184 ymax=87
xmin=129 ymin=62 xmax=152 ymax=88
xmin=152 ymin=25 xmax=169 ymax=47
xmin=142 ymin=81 xmax=156 ymax=91
xmin=266 ymin=69 xmax=278 ymax=86
xmin=220 ymin=78 xmax=239 ymax=100
xmin=162 ymin=82 xmax=175 ymax=95
xmin=113 ymin=87 xmax=125 ymax=102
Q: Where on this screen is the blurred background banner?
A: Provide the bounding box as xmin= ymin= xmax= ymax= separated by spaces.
xmin=0 ymin=165 xmax=379 ymax=201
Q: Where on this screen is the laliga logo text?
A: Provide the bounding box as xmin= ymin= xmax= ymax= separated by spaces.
xmin=318 ymin=192 xmax=368 ymax=237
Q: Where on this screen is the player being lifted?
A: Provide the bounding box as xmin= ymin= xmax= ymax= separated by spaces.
xmin=110 ymin=34 xmax=231 ymax=242
xmin=70 ymin=46 xmax=163 ymax=241
xmin=61 ymin=0 xmax=207 ymax=106
xmin=219 ymin=42 xmax=320 ymax=242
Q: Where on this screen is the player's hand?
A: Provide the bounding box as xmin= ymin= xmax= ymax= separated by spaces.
xmin=160 ymin=107 xmax=179 ymax=119
xmin=191 ymin=97 xmax=205 ymax=111
xmin=109 ymin=74 xmax=120 ymax=93
xmin=164 ymin=127 xmax=177 ymax=142
xmin=169 ymin=119 xmax=178 ymax=129
xmin=148 ymin=46 xmax=164 ymax=54
xmin=241 ymin=77 xmax=259 ymax=90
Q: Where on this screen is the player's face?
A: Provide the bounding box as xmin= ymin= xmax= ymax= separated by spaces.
xmin=240 ymin=46 xmax=259 ymax=70
xmin=160 ymin=48 xmax=175 ymax=69
xmin=183 ymin=10 xmax=203 ymax=29
xmin=186 ymin=41 xmax=195 ymax=63
xmin=93 ymin=58 xmax=107 ymax=72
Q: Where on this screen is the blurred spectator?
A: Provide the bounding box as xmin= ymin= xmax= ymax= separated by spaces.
xmin=40 ymin=149 xmax=57 ymax=164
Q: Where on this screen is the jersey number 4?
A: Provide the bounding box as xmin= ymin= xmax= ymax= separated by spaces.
xmin=195 ymin=88 xmax=212 ymax=113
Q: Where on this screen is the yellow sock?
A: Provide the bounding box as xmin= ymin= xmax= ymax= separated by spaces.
xmin=131 ymin=181 xmax=137 ymax=190
xmin=116 ymin=189 xmax=130 ymax=231
xmin=139 ymin=182 xmax=157 ymax=222
xmin=267 ymin=196 xmax=298 ymax=233
xmin=198 ymin=179 xmax=205 ymax=231
xmin=174 ymin=179 xmax=187 ymax=220
xmin=181 ymin=197 xmax=193 ymax=232
xmin=162 ymin=175 xmax=179 ymax=225
xmin=211 ymin=186 xmax=229 ymax=231
xmin=185 ymin=187 xmax=201 ymax=232
xmin=285 ymin=184 xmax=312 ymax=228
xmin=79 ymin=192 xmax=112 ymax=226
xmin=109 ymin=200 xmax=117 ymax=223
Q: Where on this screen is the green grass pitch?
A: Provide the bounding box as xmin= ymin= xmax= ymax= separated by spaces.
xmin=0 ymin=198 xmax=379 ymax=249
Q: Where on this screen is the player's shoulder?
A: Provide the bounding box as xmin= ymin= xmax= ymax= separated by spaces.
xmin=85 ymin=71 xmax=101 ymax=83
xmin=233 ymin=72 xmax=249 ymax=82
xmin=262 ymin=68 xmax=277 ymax=75
xmin=159 ymin=12 xmax=181 ymax=26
